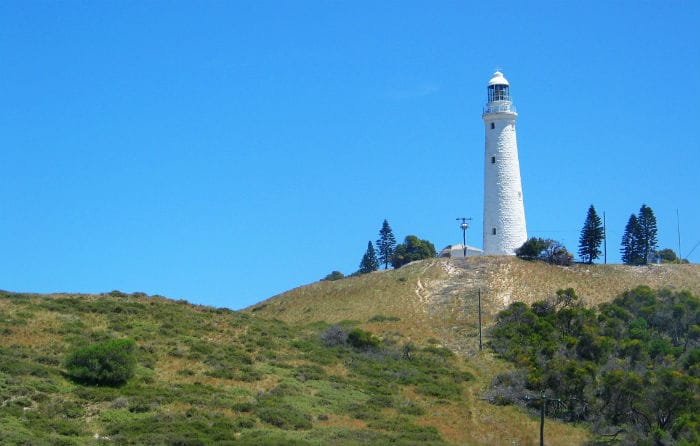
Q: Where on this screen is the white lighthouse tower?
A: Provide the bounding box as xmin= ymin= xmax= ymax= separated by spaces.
xmin=482 ymin=70 xmax=527 ymax=255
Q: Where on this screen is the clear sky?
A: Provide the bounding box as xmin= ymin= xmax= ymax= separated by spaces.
xmin=1 ymin=1 xmax=699 ymax=310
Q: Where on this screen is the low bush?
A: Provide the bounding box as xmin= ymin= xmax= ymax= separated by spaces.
xmin=320 ymin=325 xmax=347 ymax=347
xmin=257 ymin=404 xmax=312 ymax=430
xmin=367 ymin=315 xmax=401 ymax=322
xmin=64 ymin=338 xmax=136 ymax=386
xmin=347 ymin=328 xmax=381 ymax=350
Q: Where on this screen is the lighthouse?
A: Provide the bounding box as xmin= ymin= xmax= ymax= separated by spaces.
xmin=482 ymin=70 xmax=527 ymax=255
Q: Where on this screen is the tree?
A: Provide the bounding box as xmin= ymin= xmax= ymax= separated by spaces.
xmin=636 ymin=204 xmax=658 ymax=264
xmin=621 ymin=205 xmax=658 ymax=265
xmin=358 ymin=241 xmax=379 ymax=274
xmin=657 ymin=248 xmax=688 ymax=264
xmin=544 ymin=241 xmax=574 ymax=266
xmin=375 ymin=219 xmax=397 ymax=270
xmin=578 ymin=205 xmax=604 ymax=264
xmin=657 ymin=248 xmax=678 ymax=263
xmin=516 ymin=238 xmax=573 ymax=265
xmin=322 ymin=271 xmax=345 ymax=281
xmin=621 ymin=214 xmax=643 ymax=265
xmin=515 ymin=237 xmax=550 ymax=260
xmin=391 ymin=235 xmax=436 ymax=268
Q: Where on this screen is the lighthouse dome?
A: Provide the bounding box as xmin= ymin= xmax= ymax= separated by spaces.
xmin=488 ymin=71 xmax=510 ymax=86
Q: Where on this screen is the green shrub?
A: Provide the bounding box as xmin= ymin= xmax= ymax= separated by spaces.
xmin=64 ymin=338 xmax=136 ymax=386
xmin=294 ymin=364 xmax=326 ymax=382
xmin=257 ymin=404 xmax=312 ymax=430
xmin=347 ymin=328 xmax=381 ymax=350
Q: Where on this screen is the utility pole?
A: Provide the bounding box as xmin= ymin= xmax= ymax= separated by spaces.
xmin=677 ymin=209 xmax=682 ymax=262
xmin=478 ymin=288 xmax=483 ymax=351
xmin=603 ymin=211 xmax=607 ymax=264
xmin=456 ymin=217 xmax=472 ymax=257
xmin=524 ymin=391 xmax=561 ymax=446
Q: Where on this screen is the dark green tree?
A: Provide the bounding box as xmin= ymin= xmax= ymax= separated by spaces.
xmin=657 ymin=248 xmax=678 ymax=263
xmin=515 ymin=237 xmax=550 ymax=260
xmin=390 ymin=235 xmax=436 ymax=268
xmin=657 ymin=248 xmax=687 ymax=263
xmin=516 ymin=238 xmax=572 ymax=265
xmin=358 ymin=241 xmax=379 ymax=274
xmin=621 ymin=214 xmax=643 ymax=265
xmin=376 ymin=219 xmax=397 ymax=270
xmin=637 ymin=204 xmax=658 ymax=264
xmin=621 ymin=205 xmax=658 ymax=265
xmin=322 ymin=271 xmax=345 ymax=281
xmin=578 ymin=205 xmax=604 ymax=264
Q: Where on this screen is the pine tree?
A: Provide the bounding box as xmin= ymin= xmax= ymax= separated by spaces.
xmin=578 ymin=205 xmax=604 ymax=264
xmin=358 ymin=241 xmax=379 ymax=274
xmin=621 ymin=214 xmax=643 ymax=265
xmin=375 ymin=219 xmax=396 ymax=270
xmin=621 ymin=205 xmax=659 ymax=265
xmin=637 ymin=204 xmax=658 ymax=264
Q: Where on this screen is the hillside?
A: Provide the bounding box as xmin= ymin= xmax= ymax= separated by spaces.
xmin=1 ymin=258 xmax=698 ymax=445
xmin=249 ymin=256 xmax=700 ymax=355
xmin=0 ymin=288 xmax=587 ymax=445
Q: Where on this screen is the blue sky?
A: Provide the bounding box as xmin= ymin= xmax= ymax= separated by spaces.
xmin=1 ymin=1 xmax=698 ymax=310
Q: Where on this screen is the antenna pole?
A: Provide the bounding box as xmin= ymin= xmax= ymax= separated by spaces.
xmin=478 ymin=288 xmax=483 ymax=351
xmin=524 ymin=391 xmax=560 ymax=446
xmin=677 ymin=209 xmax=682 ymax=261
xmin=603 ymin=211 xmax=607 ymax=264
xmin=456 ymin=218 xmax=472 ymax=257
xmin=540 ymin=394 xmax=546 ymax=446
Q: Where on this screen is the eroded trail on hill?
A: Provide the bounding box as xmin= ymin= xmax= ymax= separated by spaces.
xmin=410 ymin=259 xmax=498 ymax=356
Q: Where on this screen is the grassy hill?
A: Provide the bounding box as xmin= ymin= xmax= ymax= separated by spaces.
xmin=249 ymin=256 xmax=700 ymax=355
xmin=1 ymin=257 xmax=698 ymax=445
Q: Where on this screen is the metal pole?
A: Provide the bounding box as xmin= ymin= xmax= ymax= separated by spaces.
xmin=677 ymin=209 xmax=682 ymax=261
xmin=478 ymin=288 xmax=483 ymax=351
xmin=463 ymin=226 xmax=467 ymax=257
xmin=603 ymin=211 xmax=607 ymax=264
xmin=540 ymin=395 xmax=545 ymax=446
xmin=456 ymin=218 xmax=472 ymax=258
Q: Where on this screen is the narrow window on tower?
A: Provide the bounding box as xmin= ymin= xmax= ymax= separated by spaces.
xmin=492 ymin=227 xmax=497 ymax=235
xmin=491 ymin=156 xmax=496 ymax=164
xmin=490 ymin=122 xmax=495 ymax=129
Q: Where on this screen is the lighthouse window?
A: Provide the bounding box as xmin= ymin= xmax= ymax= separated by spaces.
xmin=490 ymin=122 xmax=495 ymax=129
xmin=492 ymin=228 xmax=497 ymax=235
xmin=491 ymin=156 xmax=496 ymax=164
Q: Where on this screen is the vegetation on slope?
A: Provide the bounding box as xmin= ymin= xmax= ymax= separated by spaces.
xmin=250 ymin=257 xmax=700 ymax=444
xmin=3 ymin=257 xmax=698 ymax=445
xmin=487 ymin=286 xmax=700 ymax=445
xmin=0 ymin=290 xmax=480 ymax=445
